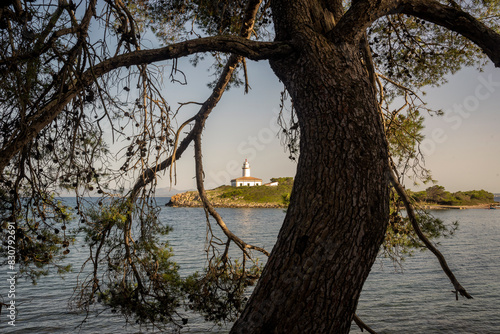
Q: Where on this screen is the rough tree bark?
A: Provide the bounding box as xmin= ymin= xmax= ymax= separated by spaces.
xmin=231 ymin=1 xmax=390 ymax=333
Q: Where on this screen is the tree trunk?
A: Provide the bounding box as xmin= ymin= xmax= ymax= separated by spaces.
xmin=230 ymin=1 xmax=390 ymax=333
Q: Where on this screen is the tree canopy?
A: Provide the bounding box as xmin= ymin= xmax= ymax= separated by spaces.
xmin=1 ymin=0 xmax=500 ymax=332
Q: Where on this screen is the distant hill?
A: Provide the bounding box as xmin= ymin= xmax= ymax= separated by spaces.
xmin=167 ymin=178 xmax=293 ymax=208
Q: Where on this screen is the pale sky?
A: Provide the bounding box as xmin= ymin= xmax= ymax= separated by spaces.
xmin=418 ymin=63 xmax=500 ymax=193
xmin=153 ymin=57 xmax=500 ymax=194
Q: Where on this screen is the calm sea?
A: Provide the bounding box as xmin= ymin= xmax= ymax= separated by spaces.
xmin=1 ymin=197 xmax=499 ymax=333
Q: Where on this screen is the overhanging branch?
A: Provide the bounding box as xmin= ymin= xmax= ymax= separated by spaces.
xmin=332 ymin=0 xmax=400 ymax=42
xmin=0 ymin=35 xmax=292 ymax=173
xmin=90 ymin=36 xmax=292 ymax=78
xmin=396 ymin=0 xmax=500 ymax=67
xmin=128 ymin=0 xmax=270 ymax=198
xmin=388 ymin=161 xmax=473 ymax=299
xmin=334 ymin=0 xmax=500 ymax=67
xmin=193 ymin=131 xmax=270 ymax=257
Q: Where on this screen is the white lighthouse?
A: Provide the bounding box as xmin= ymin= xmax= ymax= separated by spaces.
xmin=242 ymin=159 xmax=251 ymax=177
xmin=230 ymin=159 xmax=262 ymax=187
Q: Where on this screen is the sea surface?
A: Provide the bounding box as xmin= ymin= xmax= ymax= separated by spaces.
xmin=1 ymin=197 xmax=499 ymax=333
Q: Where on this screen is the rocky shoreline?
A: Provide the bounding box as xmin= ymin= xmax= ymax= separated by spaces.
xmin=167 ymin=190 xmax=498 ymax=210
xmin=166 ymin=190 xmax=287 ymax=208
xmin=422 ymin=203 xmax=499 ymax=210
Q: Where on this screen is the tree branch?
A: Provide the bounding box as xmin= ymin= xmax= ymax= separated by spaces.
xmin=0 ymin=35 xmax=292 ymax=173
xmin=325 ymin=0 xmax=345 ymax=23
xmin=193 ymin=131 xmax=270 ymax=257
xmin=128 ymin=0 xmax=269 ymax=198
xmin=91 ymin=36 xmax=291 ymax=76
xmin=353 ymin=314 xmax=379 ymax=334
xmin=396 ymin=0 xmax=500 ymax=67
xmin=130 ymin=0 xmax=270 ymax=261
xmin=334 ymin=0 xmax=500 ymax=67
xmin=332 ymin=0 xmax=400 ymax=42
xmin=128 ymin=55 xmax=239 ymax=199
xmin=388 ymin=161 xmax=473 ymax=299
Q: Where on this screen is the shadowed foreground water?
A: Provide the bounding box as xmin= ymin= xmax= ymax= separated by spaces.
xmin=1 ymin=198 xmax=499 ymax=333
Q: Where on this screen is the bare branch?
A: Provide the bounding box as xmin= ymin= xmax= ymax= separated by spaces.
xmin=128 ymin=55 xmax=241 ymax=199
xmin=169 ymin=116 xmax=196 ymax=185
xmin=353 ymin=314 xmax=379 ymax=334
xmin=194 ymin=131 xmax=270 ymax=257
xmin=388 ymin=161 xmax=473 ymax=299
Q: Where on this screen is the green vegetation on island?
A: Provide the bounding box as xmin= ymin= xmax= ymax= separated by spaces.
xmin=408 ymin=185 xmax=497 ymax=207
xmin=169 ymin=182 xmax=497 ymax=209
xmin=168 ymin=177 xmax=293 ymax=208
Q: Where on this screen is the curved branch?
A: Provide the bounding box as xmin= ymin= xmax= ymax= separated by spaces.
xmin=332 ymin=0 xmax=400 ymax=42
xmin=335 ymin=0 xmax=500 ymax=67
xmin=129 ymin=0 xmax=269 ymax=198
xmin=396 ymin=0 xmax=500 ymax=67
xmin=129 ymin=54 xmax=241 ymax=198
xmin=194 ymin=131 xmax=270 ymax=257
xmin=0 ymin=35 xmax=292 ymax=173
xmin=131 ymin=0 xmax=271 ymax=260
xmin=388 ymin=162 xmax=473 ymax=299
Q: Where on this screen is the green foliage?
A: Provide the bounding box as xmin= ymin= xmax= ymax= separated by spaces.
xmin=409 ymin=185 xmax=495 ymax=205
xmin=216 ymin=180 xmax=293 ymax=204
xmin=79 ymin=199 xmax=265 ymax=327
xmin=282 ymin=193 xmax=291 ymax=207
xmin=219 ymin=188 xmax=244 ymax=199
xmin=382 ymin=202 xmax=459 ymax=263
xmin=126 ymin=0 xmax=273 ymax=43
xmin=183 ymin=258 xmax=262 ymax=324
xmin=0 ymin=194 xmax=74 ymax=283
xmin=368 ymin=2 xmax=500 ymax=185
xmin=73 ymin=199 xmax=185 ymax=329
xmin=386 ymin=110 xmax=426 ymax=165
xmin=369 ymin=11 xmax=488 ymax=93
xmin=97 ymin=243 xmax=183 ymax=326
xmin=270 ymin=177 xmax=294 ymax=186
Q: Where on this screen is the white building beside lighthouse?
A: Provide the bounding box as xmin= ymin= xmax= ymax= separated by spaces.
xmin=230 ymin=159 xmax=262 ymax=187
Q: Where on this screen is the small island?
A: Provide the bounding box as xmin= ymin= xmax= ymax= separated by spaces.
xmin=408 ymin=185 xmax=499 ymax=209
xmin=167 ymin=177 xmax=293 ymax=208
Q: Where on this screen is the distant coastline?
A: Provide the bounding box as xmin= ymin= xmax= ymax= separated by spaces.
xmin=167 ymin=182 xmax=499 ymax=209
xmin=420 ymin=203 xmax=499 ymax=210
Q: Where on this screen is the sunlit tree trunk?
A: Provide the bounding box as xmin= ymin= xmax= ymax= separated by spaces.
xmin=231 ymin=1 xmax=390 ymax=333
